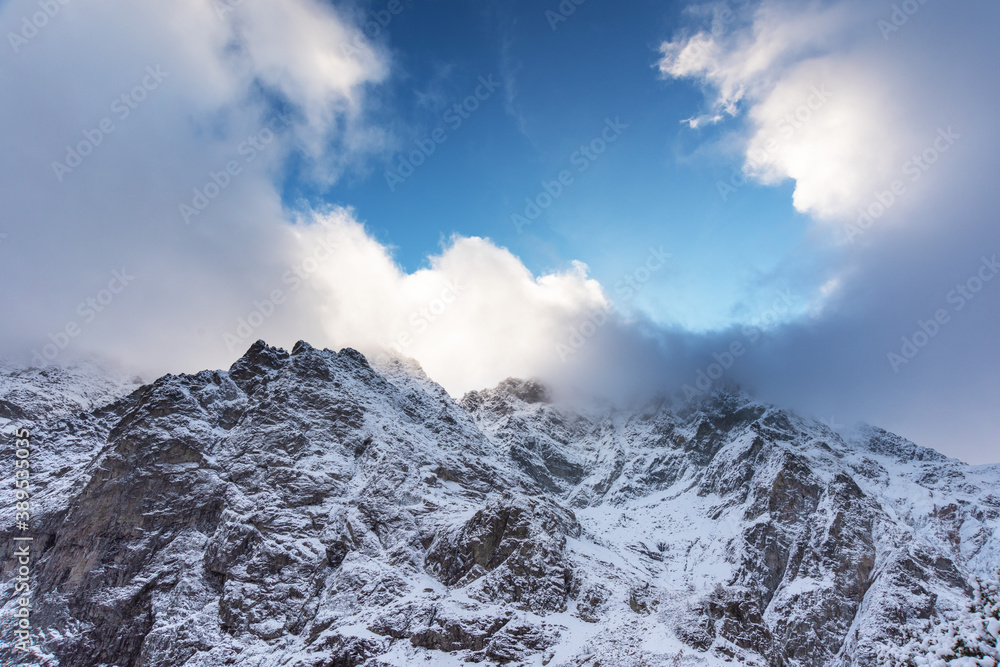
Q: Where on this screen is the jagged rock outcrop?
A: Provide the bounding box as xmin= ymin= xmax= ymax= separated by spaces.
xmin=0 ymin=341 xmax=997 ymax=666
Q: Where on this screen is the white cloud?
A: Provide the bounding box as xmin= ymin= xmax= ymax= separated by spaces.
xmin=0 ymin=0 xmax=610 ymax=398
xmin=658 ymin=0 xmax=980 ymax=221
xmin=0 ymin=0 xmax=389 ymax=187
xmin=652 ymin=0 xmax=1000 ymax=464
xmin=0 ymin=0 xmax=386 ymax=369
xmin=285 ymin=212 xmax=610 ymax=396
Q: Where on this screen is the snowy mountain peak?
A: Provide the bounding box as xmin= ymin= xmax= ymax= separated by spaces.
xmin=0 ymin=343 xmax=996 ymax=666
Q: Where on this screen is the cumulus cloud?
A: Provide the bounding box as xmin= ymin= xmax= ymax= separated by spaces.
xmin=280 ymin=211 xmax=610 ymax=396
xmin=0 ymin=0 xmax=386 ymax=368
xmin=658 ymin=0 xmax=992 ymax=222
xmin=653 ymin=0 xmax=1000 ymax=462
xmin=0 ymin=0 xmax=621 ymax=396
xmin=0 ymin=0 xmax=615 ymax=397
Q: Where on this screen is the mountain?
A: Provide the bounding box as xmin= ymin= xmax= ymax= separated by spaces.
xmin=0 ymin=341 xmax=997 ymax=666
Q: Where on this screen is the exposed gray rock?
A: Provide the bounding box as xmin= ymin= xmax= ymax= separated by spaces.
xmin=0 ymin=343 xmax=996 ymax=666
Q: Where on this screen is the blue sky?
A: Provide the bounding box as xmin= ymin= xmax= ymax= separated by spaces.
xmin=290 ymin=0 xmax=811 ymax=331
xmin=1 ymin=0 xmax=998 ymax=462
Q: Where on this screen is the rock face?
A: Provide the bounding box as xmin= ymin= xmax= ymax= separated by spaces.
xmin=0 ymin=342 xmax=997 ymax=666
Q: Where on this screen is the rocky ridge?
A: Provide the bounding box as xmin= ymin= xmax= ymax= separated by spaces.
xmin=0 ymin=341 xmax=996 ymax=666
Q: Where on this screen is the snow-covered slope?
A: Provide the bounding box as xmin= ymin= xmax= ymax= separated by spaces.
xmin=0 ymin=342 xmax=996 ymax=666
xmin=0 ymin=360 xmax=142 ymax=422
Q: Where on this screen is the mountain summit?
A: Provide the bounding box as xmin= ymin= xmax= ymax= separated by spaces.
xmin=1 ymin=341 xmax=997 ymax=666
